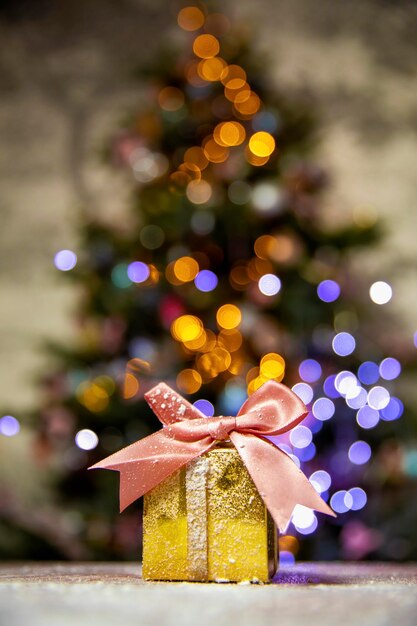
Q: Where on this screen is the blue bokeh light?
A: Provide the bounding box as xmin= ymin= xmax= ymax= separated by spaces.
xmin=296 ymin=442 xmax=316 ymax=461
xmin=194 ymin=270 xmax=218 ymax=293
xmin=292 ymin=383 xmax=314 ymax=405
xmin=298 ymin=359 xmax=322 ymax=383
xmin=290 ymin=425 xmax=313 ymax=449
xmin=193 ymin=399 xmax=215 ymax=417
xmin=54 ymin=249 xmax=77 ymax=271
xmin=312 ymin=397 xmax=335 ymax=421
xmin=0 ymin=415 xmax=20 ymax=437
xmin=356 ymin=406 xmax=380 ymax=429
xmin=349 ymin=440 xmax=372 ymax=465
xmin=317 ymin=280 xmax=341 ymax=303
xmin=380 ymin=397 xmax=404 ymax=421
xmin=358 ymin=361 xmax=379 ymax=385
xmin=332 ymin=332 xmax=356 ymax=357
xmin=368 ymin=386 xmax=390 ymax=410
xmin=309 ymin=470 xmax=332 ymax=493
xmin=127 ymin=261 xmax=150 ymax=283
xmin=379 ymin=357 xmax=401 ymax=381
xmin=348 ymin=487 xmax=367 ymax=511
xmin=330 ymin=490 xmax=350 ymax=514
xmin=323 ymin=375 xmax=340 ymax=399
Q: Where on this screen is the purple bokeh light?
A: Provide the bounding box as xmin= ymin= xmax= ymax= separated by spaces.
xmin=193 ymin=399 xmax=215 ymax=417
xmin=349 ymin=440 xmax=372 ymax=465
xmin=194 ymin=270 xmax=218 ymax=293
xmin=279 ymin=551 xmax=296 ymax=566
xmin=127 ymin=261 xmax=150 ymax=283
xmin=349 ymin=487 xmax=367 ymax=511
xmin=0 ymin=415 xmax=20 ymax=437
xmin=346 ymin=387 xmax=367 ymax=409
xmin=358 ymin=361 xmax=379 ymax=385
xmin=323 ymin=375 xmax=340 ymax=399
xmin=298 ymin=359 xmax=322 ymax=383
xmin=54 ymin=249 xmax=77 ymax=271
xmin=356 ymin=406 xmax=380 ymax=429
xmin=292 ymin=383 xmax=314 ymax=405
xmin=380 ymin=397 xmax=404 ymax=421
xmin=296 ymin=442 xmax=316 ymax=461
xmin=309 ymin=470 xmax=332 ymax=493
xmin=312 ymin=397 xmax=335 ymax=421
xmin=332 ymin=332 xmax=356 ymax=357
xmin=368 ymin=386 xmax=390 ymax=410
xmin=292 ymin=505 xmax=318 ymax=534
xmin=379 ymin=357 xmax=401 ymax=381
xmin=290 ymin=425 xmax=313 ymax=449
xmin=317 ymin=279 xmax=341 ymax=303
xmin=330 ymin=490 xmax=351 ymax=514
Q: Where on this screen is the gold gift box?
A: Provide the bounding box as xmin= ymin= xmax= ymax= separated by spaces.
xmin=142 ymin=444 xmax=277 ymax=582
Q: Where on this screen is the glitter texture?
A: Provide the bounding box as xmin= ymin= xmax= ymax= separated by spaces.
xmin=142 ymin=445 xmax=277 ymax=582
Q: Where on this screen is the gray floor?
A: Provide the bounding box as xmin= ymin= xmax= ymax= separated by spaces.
xmin=1 ymin=562 xmax=416 ymax=626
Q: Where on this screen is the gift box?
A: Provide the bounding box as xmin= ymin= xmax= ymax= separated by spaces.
xmin=90 ymin=380 xmax=335 ymax=583
xmin=142 ymin=443 xmax=277 ymax=582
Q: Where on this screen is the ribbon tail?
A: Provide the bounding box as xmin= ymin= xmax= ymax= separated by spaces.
xmin=89 ymin=430 xmax=214 ymax=512
xmin=230 ymin=432 xmax=336 ymax=533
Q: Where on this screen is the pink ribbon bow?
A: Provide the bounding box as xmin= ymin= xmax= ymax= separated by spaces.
xmin=89 ymin=380 xmax=335 ymax=532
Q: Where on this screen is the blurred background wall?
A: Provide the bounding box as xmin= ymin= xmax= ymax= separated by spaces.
xmin=0 ymin=0 xmax=416 ymax=412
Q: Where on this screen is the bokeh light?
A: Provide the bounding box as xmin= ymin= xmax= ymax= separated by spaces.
xmin=214 ymin=121 xmax=245 ymax=146
xmin=177 ymin=369 xmax=202 ymax=394
xmin=216 ymin=304 xmax=241 ymax=330
xmin=186 ymin=179 xmax=212 ymax=204
xmin=349 ymin=441 xmax=372 ymax=465
xmin=177 ymin=6 xmax=205 ymax=31
xmin=309 ymin=470 xmax=332 ymax=494
xmin=140 ymin=225 xmax=165 ymax=250
xmin=173 ymin=256 xmax=199 ymax=282
xmin=380 ymin=397 xmax=404 ymax=421
xmin=346 ymin=387 xmax=367 ymax=409
xmin=258 ymin=273 xmax=281 ymax=296
xmin=290 ymin=425 xmax=313 ymax=449
xmin=330 ymin=490 xmax=352 ymax=514
xmin=193 ymin=34 xmax=220 ymax=59
xmin=335 ymin=371 xmax=358 ymax=397
xmin=193 ymin=399 xmax=215 ymax=417
xmin=323 ymin=375 xmax=340 ymax=399
xmin=356 ymin=405 xmax=380 ymax=429
xmin=248 ymin=131 xmax=275 ymax=157
xmin=299 ymin=359 xmax=322 ymax=383
xmin=0 ymin=415 xmax=20 ymax=437
xmin=54 ymin=249 xmax=77 ymax=271
xmin=358 ymin=361 xmax=379 ymax=385
xmin=260 ymin=353 xmax=285 ymax=380
xmin=252 ymin=183 xmax=282 ymax=213
xmin=369 ymin=281 xmax=392 ymax=305
xmin=158 ymin=86 xmax=185 ymax=112
xmin=379 ymin=357 xmax=401 ymax=381
xmin=171 ymin=315 xmax=203 ymax=342
xmin=292 ymin=505 xmax=318 ymax=535
xmin=317 ymin=279 xmax=340 ymax=303
xmin=312 ymin=397 xmax=335 ymax=421
xmin=367 ymin=386 xmax=390 ymax=410
xmin=127 ymin=261 xmax=150 ymax=284
xmin=75 ymin=429 xmax=99 ymax=451
xmin=194 ymin=269 xmax=218 ymax=292
xmin=292 ymin=383 xmax=314 ymax=405
xmin=349 ymin=487 xmax=367 ymax=511
xmin=332 ymin=332 xmax=356 ymax=356
xmin=228 ymin=180 xmax=252 ymax=205
xmin=296 ymin=443 xmax=316 ymax=462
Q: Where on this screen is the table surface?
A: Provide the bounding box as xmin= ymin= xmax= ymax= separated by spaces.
xmin=1 ymin=562 xmax=416 ymax=626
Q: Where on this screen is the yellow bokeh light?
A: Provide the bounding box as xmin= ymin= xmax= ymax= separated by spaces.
xmin=171 ymin=315 xmax=203 ymax=342
xmin=234 ymin=92 xmax=261 ymax=116
xmin=279 ymin=535 xmax=299 ymax=554
xmin=247 ymin=375 xmax=268 ymax=395
xmin=126 ymin=358 xmax=151 ymax=374
xmin=247 ymin=257 xmax=274 ymax=281
xmin=248 ymin=131 xmax=276 ymax=157
xmin=124 ymin=373 xmax=140 ymax=399
xmin=184 ymin=146 xmax=209 ymax=170
xmin=193 ymin=34 xmax=220 ymax=59
xmin=177 ymin=369 xmax=202 ymax=394
xmin=183 ymin=329 xmax=208 ymax=351
xmin=173 ymin=256 xmax=199 ymax=283
xmin=203 ymin=136 xmax=229 ymax=163
xmin=260 ymin=353 xmax=285 ymax=380
xmin=220 ymin=65 xmax=247 ymax=89
xmin=158 ymin=86 xmax=185 ymax=112
xmin=177 ymin=6 xmax=205 ymax=31
xmin=213 ymin=121 xmax=245 ymax=147
xmin=169 ymin=170 xmax=190 ymax=194
xmin=186 ymin=179 xmax=212 ymax=204
xmin=216 ymin=304 xmax=242 ymax=330
xmin=245 ymin=145 xmax=269 ymax=167
xmin=218 ymin=328 xmax=243 ymax=352
xmin=179 ymin=161 xmax=201 ymax=181
xmin=197 ymin=347 xmax=231 ymax=378
xmin=224 ymin=82 xmax=251 ymax=103
xmin=198 ymin=57 xmax=226 ymax=81
xmin=254 ymin=235 xmax=276 ymax=260
xmin=229 ymin=264 xmax=250 ymax=290
xmin=77 ymin=381 xmax=109 ymax=412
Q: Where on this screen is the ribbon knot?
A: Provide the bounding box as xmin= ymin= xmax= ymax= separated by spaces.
xmin=90 ymin=380 xmax=335 ymax=532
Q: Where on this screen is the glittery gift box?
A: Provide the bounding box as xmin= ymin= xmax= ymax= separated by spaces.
xmin=142 ymin=444 xmax=277 ymax=582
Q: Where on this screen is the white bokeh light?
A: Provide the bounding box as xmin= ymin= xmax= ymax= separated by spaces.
xmin=369 ymin=281 xmax=392 ymax=305
xmin=75 ymin=429 xmax=99 ymax=451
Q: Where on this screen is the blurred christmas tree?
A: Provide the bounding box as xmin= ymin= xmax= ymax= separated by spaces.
xmin=2 ymin=2 xmax=416 ymax=563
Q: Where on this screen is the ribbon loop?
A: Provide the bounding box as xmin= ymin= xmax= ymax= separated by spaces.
xmin=89 ymin=379 xmax=335 ymax=532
